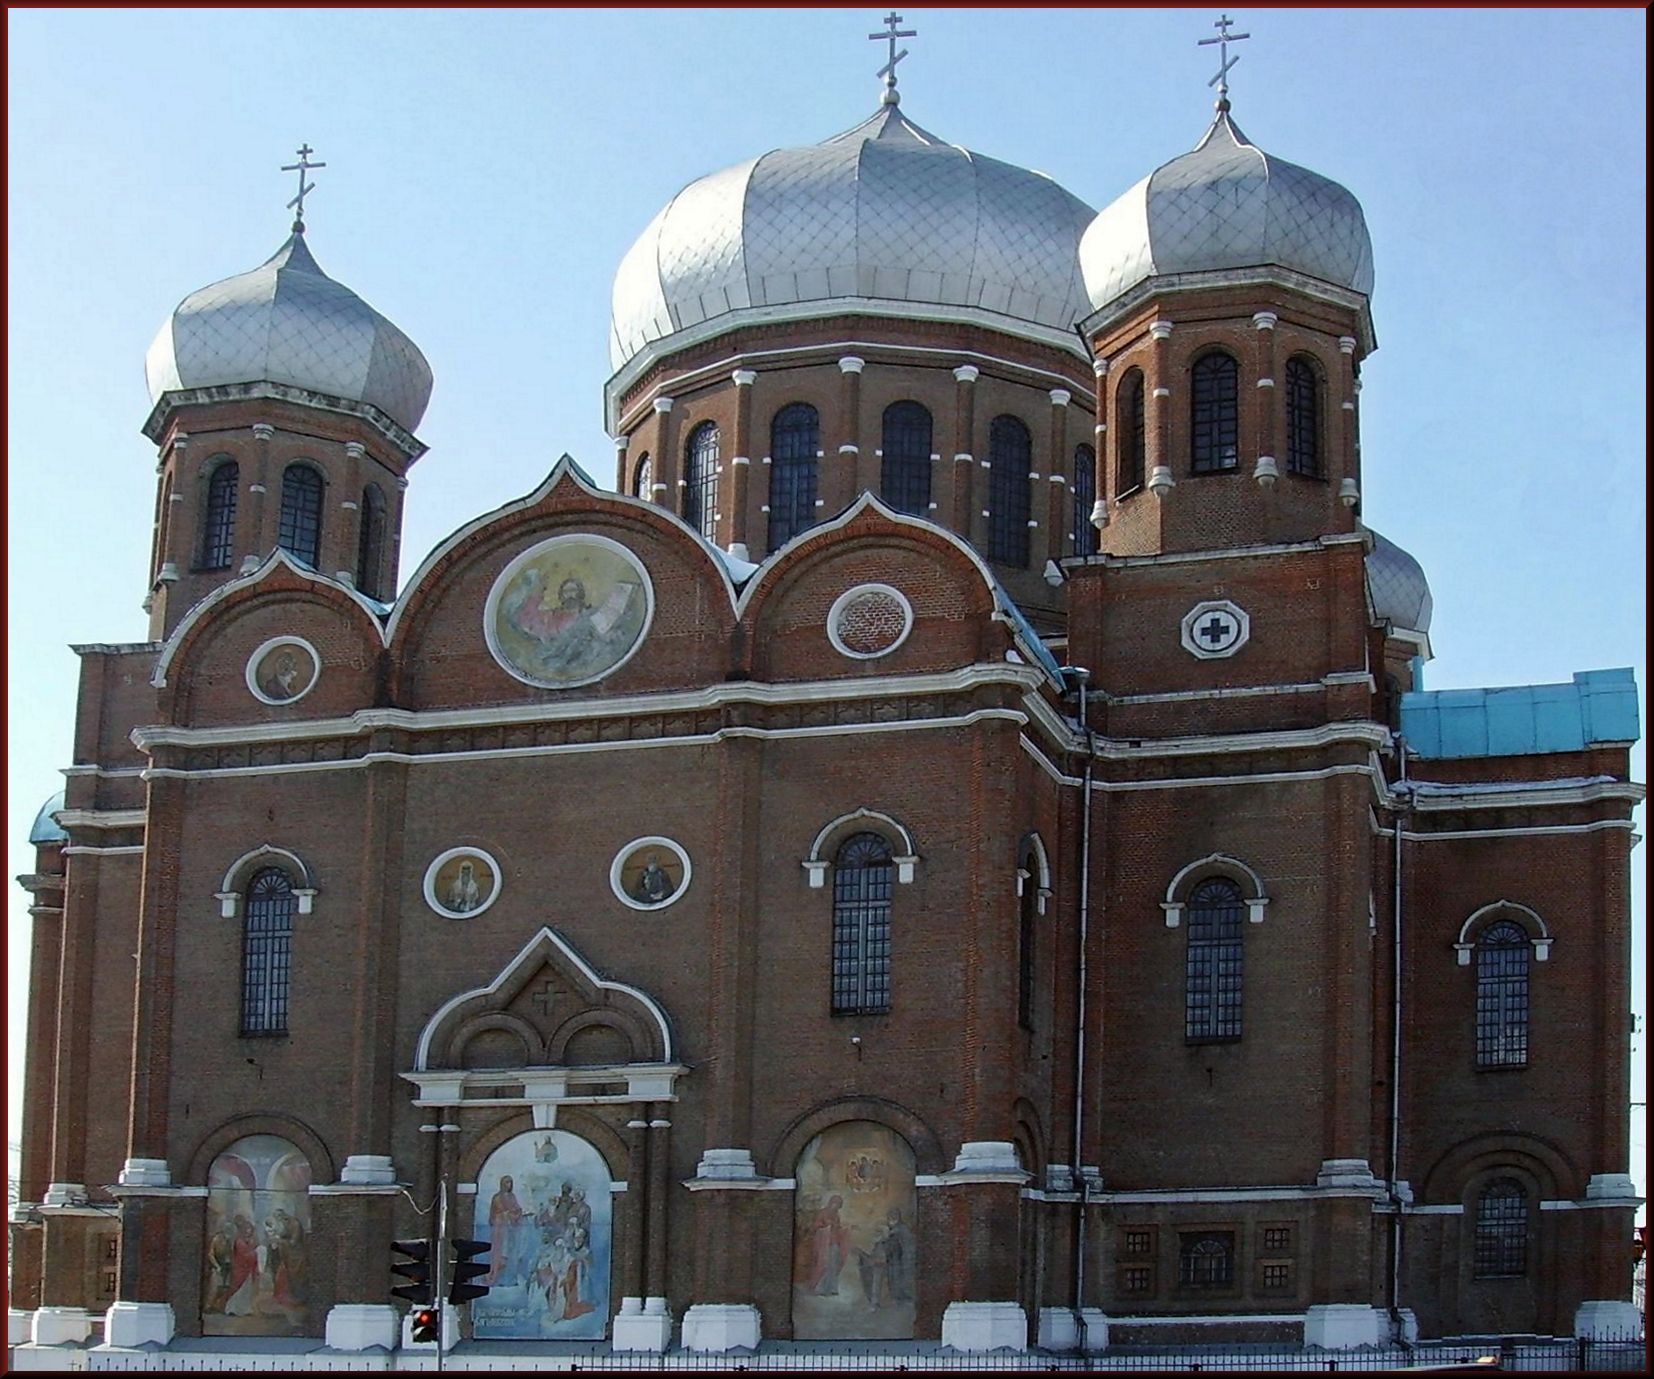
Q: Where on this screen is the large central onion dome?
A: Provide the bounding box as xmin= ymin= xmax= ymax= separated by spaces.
xmin=145 ymin=232 xmax=433 ymax=433
xmin=1080 ymin=109 xmax=1374 ymax=312
xmin=610 ymin=103 xmax=1096 ymax=370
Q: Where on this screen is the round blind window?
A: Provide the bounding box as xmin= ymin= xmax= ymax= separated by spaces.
xmin=828 ymin=584 xmax=913 ymax=660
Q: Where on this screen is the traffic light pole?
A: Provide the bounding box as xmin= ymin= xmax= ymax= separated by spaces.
xmin=434 ymin=1171 xmax=449 ymax=1373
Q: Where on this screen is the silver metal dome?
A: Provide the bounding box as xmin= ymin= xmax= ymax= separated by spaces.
xmin=1080 ymin=110 xmax=1374 ymax=311
xmin=146 ymin=233 xmax=433 ymax=433
xmin=29 ymin=790 xmax=66 ymax=845
xmin=1366 ymin=529 xmax=1432 ymax=635
xmin=610 ymin=104 xmax=1096 ymax=369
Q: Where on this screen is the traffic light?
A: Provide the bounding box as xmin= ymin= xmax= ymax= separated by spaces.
xmin=410 ymin=1305 xmax=440 ymax=1344
xmin=448 ymin=1238 xmax=491 ymax=1304
xmin=390 ymin=1239 xmax=432 ymax=1305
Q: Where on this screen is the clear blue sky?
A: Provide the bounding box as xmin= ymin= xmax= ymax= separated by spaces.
xmin=7 ymin=9 xmax=1646 ymax=1217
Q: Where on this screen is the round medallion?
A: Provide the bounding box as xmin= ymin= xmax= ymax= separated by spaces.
xmin=246 ymin=636 xmax=320 ymax=705
xmin=1180 ymin=600 xmax=1251 ymax=660
xmin=484 ymin=534 xmax=653 ymax=689
xmin=423 ymin=847 xmax=502 ymax=920
xmin=610 ymin=837 xmax=691 ymax=912
xmin=827 ymin=584 xmax=914 ymax=660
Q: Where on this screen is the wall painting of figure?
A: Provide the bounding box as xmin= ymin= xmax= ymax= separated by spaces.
xmin=201 ymin=1134 xmax=312 ymax=1335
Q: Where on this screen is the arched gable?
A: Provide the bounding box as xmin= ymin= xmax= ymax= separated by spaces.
xmin=1453 ymin=900 xmax=1554 ymax=965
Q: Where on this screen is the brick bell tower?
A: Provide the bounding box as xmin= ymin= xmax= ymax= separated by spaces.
xmin=139 ymin=151 xmax=432 ymax=639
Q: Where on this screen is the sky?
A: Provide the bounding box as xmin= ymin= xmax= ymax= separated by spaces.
xmin=6 ymin=9 xmax=1646 ymax=1229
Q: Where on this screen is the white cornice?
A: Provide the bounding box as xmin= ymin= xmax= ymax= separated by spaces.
xmin=52 ymin=809 xmax=146 ymax=830
xmin=1402 ymin=780 xmax=1645 ymax=811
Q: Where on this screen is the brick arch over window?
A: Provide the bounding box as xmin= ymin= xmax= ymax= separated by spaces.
xmin=683 ymin=421 xmax=720 ymax=540
xmin=198 ymin=457 xmax=239 ymax=570
xmin=214 ymin=845 xmax=318 ymax=918
xmin=1160 ymin=852 xmax=1269 ymax=927
xmin=1417 ymin=1131 xmax=1576 ymax=1207
xmin=802 ymin=808 xmax=919 ymax=888
xmin=1017 ymin=833 xmax=1052 ymax=1032
xmin=1453 ymin=901 xmax=1554 ymax=965
xmin=987 ymin=414 xmax=1032 ymax=566
xmin=1190 ymin=350 xmax=1240 ymax=474
xmin=766 ymin=1096 xmax=947 ymax=1179
xmin=1284 ymin=353 xmax=1324 ymax=478
xmin=183 ymin=1112 xmax=335 ymax=1187
xmin=1116 ymin=368 xmax=1147 ymax=494
xmin=278 ymin=462 xmax=325 ymax=567
xmin=450 ymin=1012 xmax=545 ymax=1068
xmin=457 ymin=1107 xmax=631 ymax=1188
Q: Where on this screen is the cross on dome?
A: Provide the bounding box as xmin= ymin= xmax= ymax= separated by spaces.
xmin=281 ymin=142 xmax=326 ymax=234
xmin=1198 ymin=13 xmax=1250 ymax=111
xmin=869 ymin=11 xmax=916 ymax=106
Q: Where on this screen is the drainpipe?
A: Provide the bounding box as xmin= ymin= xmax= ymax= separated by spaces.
xmin=1388 ymin=738 xmax=1409 ymax=1344
xmin=1068 ymin=668 xmax=1095 ymax=1354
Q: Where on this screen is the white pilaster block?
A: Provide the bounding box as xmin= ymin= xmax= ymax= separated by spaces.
xmin=1584 ymin=1173 xmax=1639 ymax=1201
xmin=324 ymin=1302 xmax=399 ymax=1351
xmin=1036 ymin=1306 xmax=1109 ymax=1351
xmin=340 ymin=1154 xmax=396 ymax=1186
xmin=1316 ymin=1158 xmax=1380 ymax=1190
xmin=104 ymin=1300 xmax=176 ymax=1348
xmin=31 ymin=1306 xmax=93 ymax=1346
xmin=681 ymin=1302 xmax=761 ymax=1352
xmin=1303 ymin=1303 xmax=1386 ymax=1349
xmin=1574 ymin=1300 xmax=1642 ymax=1338
xmin=41 ymin=1183 xmax=87 ymax=1208
xmin=9 ymin=1310 xmax=33 ymax=1346
xmin=951 ymin=1141 xmax=1021 ymax=1175
xmin=942 ymin=1300 xmax=1027 ymax=1352
xmin=612 ymin=1296 xmax=674 ymax=1352
xmin=117 ymin=1158 xmax=171 ymax=1188
xmin=694 ymin=1148 xmax=759 ymax=1180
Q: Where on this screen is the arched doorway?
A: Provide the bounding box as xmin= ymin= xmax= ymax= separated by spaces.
xmin=470 ymin=1129 xmax=612 ymax=1339
xmin=201 ymin=1134 xmax=312 ymax=1335
xmin=792 ymin=1120 xmax=917 ymax=1339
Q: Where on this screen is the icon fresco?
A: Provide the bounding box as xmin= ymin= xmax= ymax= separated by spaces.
xmin=486 ymin=536 xmax=651 ymax=688
xmin=201 ymin=1135 xmax=312 ymax=1336
xmin=246 ymin=638 xmax=319 ymax=704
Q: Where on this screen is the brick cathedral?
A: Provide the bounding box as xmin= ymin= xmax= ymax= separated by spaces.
xmin=10 ymin=25 xmax=1643 ymax=1364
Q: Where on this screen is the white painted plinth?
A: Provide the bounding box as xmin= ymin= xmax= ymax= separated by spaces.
xmin=399 ymin=1302 xmax=458 ymax=1351
xmin=694 ymin=1148 xmax=759 ymax=1181
xmin=942 ymin=1301 xmax=1028 ymax=1352
xmin=1036 ymin=1306 xmax=1108 ymax=1351
xmin=952 ymin=1142 xmax=1022 ymax=1175
xmin=9 ymin=1310 xmax=33 ymax=1345
xmin=681 ymin=1302 xmax=761 ymax=1352
xmin=117 ymin=1158 xmax=171 ymax=1188
xmin=1394 ymin=1308 xmax=1419 ymax=1343
xmin=1303 ymin=1303 xmax=1386 ymax=1349
xmin=325 ymin=1303 xmax=399 ymax=1351
xmin=1574 ymin=1300 xmax=1643 ymax=1338
xmin=612 ymin=1296 xmax=673 ymax=1352
xmin=31 ymin=1306 xmax=93 ymax=1346
xmin=340 ymin=1154 xmax=397 ymax=1186
xmin=104 ymin=1300 xmax=175 ymax=1348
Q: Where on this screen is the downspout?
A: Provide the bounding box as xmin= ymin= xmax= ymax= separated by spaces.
xmin=1070 ymin=668 xmax=1095 ymax=1353
xmin=1388 ymin=738 xmax=1409 ymax=1344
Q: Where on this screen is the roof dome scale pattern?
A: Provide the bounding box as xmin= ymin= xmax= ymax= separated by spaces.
xmin=1366 ymin=529 xmax=1433 ymax=634
xmin=145 ymin=232 xmax=434 ymax=433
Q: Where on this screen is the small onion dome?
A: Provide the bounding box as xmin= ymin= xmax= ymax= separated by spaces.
xmin=29 ymin=790 xmax=67 ymax=845
xmin=1366 ymin=529 xmax=1433 ymax=635
xmin=145 ymin=233 xmax=433 ymax=433
xmin=1080 ymin=109 xmax=1374 ymax=312
xmin=610 ymin=103 xmax=1096 ymax=370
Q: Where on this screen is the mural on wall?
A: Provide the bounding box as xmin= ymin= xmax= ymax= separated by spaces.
xmin=470 ymin=1129 xmax=613 ymax=1340
xmin=246 ymin=638 xmax=318 ymax=705
xmin=486 ymin=535 xmax=651 ymax=688
xmin=201 ymin=1134 xmax=312 ymax=1336
xmin=610 ymin=837 xmax=690 ymax=911
xmin=423 ymin=847 xmax=502 ymax=919
xmin=792 ymin=1121 xmax=917 ymax=1340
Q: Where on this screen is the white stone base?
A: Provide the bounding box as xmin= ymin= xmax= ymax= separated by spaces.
xmin=612 ymin=1296 xmax=673 ymax=1352
xmin=942 ymin=1301 xmax=1028 ymax=1352
xmin=1574 ymin=1299 xmax=1643 ymax=1338
xmin=325 ymin=1303 xmax=399 ymax=1351
xmin=1303 ymin=1303 xmax=1386 ymax=1349
xmin=31 ymin=1305 xmax=93 ymax=1346
xmin=681 ymin=1302 xmax=761 ymax=1352
xmin=104 ymin=1301 xmax=175 ymax=1348
xmin=1035 ymin=1306 xmax=1108 ymax=1351
xmin=9 ymin=1310 xmax=33 ymax=1345
xmin=117 ymin=1159 xmax=171 ymax=1188
xmin=1393 ymin=1308 xmax=1419 ymax=1343
xmin=340 ymin=1154 xmax=396 ymax=1186
xmin=399 ymin=1301 xmax=458 ymax=1351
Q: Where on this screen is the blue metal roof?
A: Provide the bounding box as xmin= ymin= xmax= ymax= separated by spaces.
xmin=29 ymin=790 xmax=67 ymax=845
xmin=993 ymin=586 xmax=1066 ymax=685
xmin=1400 ymin=668 xmax=1640 ymax=759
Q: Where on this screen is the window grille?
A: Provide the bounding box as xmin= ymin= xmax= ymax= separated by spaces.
xmin=1186 ymin=878 xmax=1244 ymax=1042
xmin=1286 ymin=357 xmax=1321 ymax=476
xmin=632 ymin=453 xmax=652 ymax=499
xmin=200 ymin=461 xmax=238 ymax=570
xmin=241 ymin=867 xmax=294 ymax=1036
xmin=1262 ymin=1226 xmax=1292 ymax=1253
xmin=1119 ymin=370 xmax=1146 ymax=492
xmin=831 ymin=832 xmax=893 ymax=1015
xmin=1072 ymin=444 xmax=1098 ymax=556
xmin=1179 ymin=1234 xmax=1234 ymax=1288
xmin=1123 ymin=1229 xmax=1153 ymax=1257
xmin=1261 ymin=1262 xmax=1291 ymax=1290
xmin=355 ymin=483 xmax=387 ymax=598
xmin=767 ymin=403 xmax=819 ymax=548
xmin=278 ymin=465 xmax=324 ymax=567
xmin=881 ymin=401 xmax=932 ymax=516
xmin=1190 ymin=353 xmax=1240 ymax=473
xmin=683 ymin=422 xmax=720 ymax=541
xmin=1476 ymin=920 xmax=1529 ymax=1067
xmin=988 ymin=415 xmax=1031 ymax=566
xmin=1473 ymin=1179 xmax=1528 ymax=1277
xmin=1121 ymin=1266 xmax=1153 ymax=1294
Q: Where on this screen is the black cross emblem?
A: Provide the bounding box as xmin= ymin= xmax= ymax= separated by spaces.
xmin=1199 ymin=614 xmax=1234 ymax=646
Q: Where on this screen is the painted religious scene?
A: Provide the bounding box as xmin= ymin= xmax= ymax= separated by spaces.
xmin=792 ymin=1121 xmax=918 ymax=1339
xmin=470 ymin=1129 xmax=613 ymax=1339
xmin=200 ymin=1134 xmax=312 ymax=1335
xmin=487 ymin=536 xmax=650 ymax=688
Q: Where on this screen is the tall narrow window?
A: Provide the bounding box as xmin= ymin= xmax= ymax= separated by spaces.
xmin=1285 ymin=357 xmax=1321 ymax=476
xmin=767 ymin=403 xmax=819 ymax=548
xmin=1072 ymin=444 xmax=1098 ymax=557
xmin=1119 ymin=369 xmax=1146 ymax=493
xmin=988 ymin=415 xmax=1031 ymax=566
xmin=1473 ymin=1179 xmax=1528 ymax=1277
xmin=832 ymin=832 xmax=893 ymax=1015
xmin=199 ymin=460 xmax=239 ymax=570
xmin=632 ymin=452 xmax=652 ymax=499
xmin=683 ymin=422 xmax=720 ymax=541
xmin=1185 ymin=878 xmax=1244 ymax=1042
xmin=355 ymin=483 xmax=387 ymax=598
xmin=881 ymin=401 xmax=932 ymax=516
xmin=1190 ymin=352 xmax=1239 ymax=474
xmin=1475 ymin=920 xmax=1529 ymax=1068
xmin=1017 ymin=859 xmax=1038 ymax=1030
xmin=242 ymin=868 xmax=295 ymax=1036
xmin=278 ymin=464 xmax=324 ymax=567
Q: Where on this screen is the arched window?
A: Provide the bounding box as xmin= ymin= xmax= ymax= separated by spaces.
xmin=1017 ymin=854 xmax=1038 ymax=1031
xmin=1118 ymin=369 xmax=1146 ymax=494
xmin=1473 ymin=1179 xmax=1528 ymax=1277
xmin=1285 ymin=356 xmax=1321 ymax=477
xmin=768 ymin=403 xmax=820 ymax=548
xmin=1476 ymin=920 xmax=1529 ymax=1068
xmin=632 ymin=452 xmax=652 ymax=500
xmin=1190 ymin=352 xmax=1240 ymax=474
xmin=199 ymin=460 xmax=238 ymax=570
xmin=832 ymin=832 xmax=893 ymax=1015
xmin=242 ymin=867 xmax=295 ymax=1036
xmin=1185 ymin=878 xmax=1244 ymax=1042
xmin=1179 ymin=1233 xmax=1234 ymax=1288
xmin=683 ymin=422 xmax=720 ymax=541
xmin=881 ymin=401 xmax=932 ymax=516
xmin=988 ymin=415 xmax=1031 ymax=566
xmin=278 ymin=464 xmax=324 ymax=567
xmin=354 ymin=483 xmax=387 ymax=598
xmin=1071 ymin=444 xmax=1098 ymax=557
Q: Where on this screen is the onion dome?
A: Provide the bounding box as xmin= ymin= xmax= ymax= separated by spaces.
xmin=610 ymin=103 xmax=1096 ymax=370
xmin=1366 ymin=530 xmax=1433 ymax=636
xmin=145 ymin=233 xmax=433 ymax=433
xmin=1080 ymin=109 xmax=1374 ymax=312
xmin=29 ymin=790 xmax=67 ymax=845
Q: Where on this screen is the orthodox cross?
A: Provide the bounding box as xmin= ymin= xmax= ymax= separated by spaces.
xmin=1198 ymin=14 xmax=1250 ymax=108
xmin=869 ymin=11 xmax=916 ymax=104
xmin=281 ymin=143 xmax=325 ymax=233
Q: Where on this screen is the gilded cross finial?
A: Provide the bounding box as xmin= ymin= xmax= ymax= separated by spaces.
xmin=281 ymin=143 xmax=326 ymax=234
xmin=1197 ymin=14 xmax=1250 ymax=111
xmin=869 ymin=11 xmax=917 ymax=106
